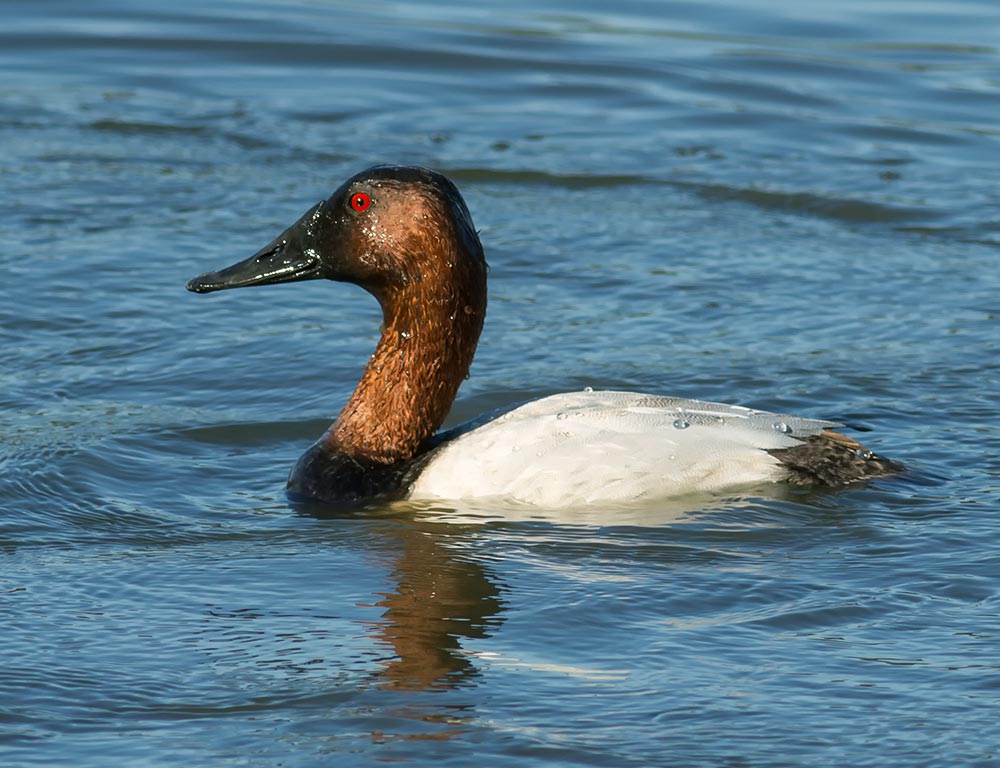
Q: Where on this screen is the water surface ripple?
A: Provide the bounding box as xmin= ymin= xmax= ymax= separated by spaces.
xmin=2 ymin=0 xmax=999 ymax=766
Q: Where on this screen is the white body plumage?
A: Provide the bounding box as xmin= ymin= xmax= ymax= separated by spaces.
xmin=409 ymin=390 xmax=836 ymax=506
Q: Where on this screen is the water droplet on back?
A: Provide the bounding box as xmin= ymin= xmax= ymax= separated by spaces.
xmin=556 ymin=412 xmax=568 ymax=420
xmin=772 ymin=421 xmax=793 ymax=434
xmin=673 ymin=419 xmax=690 ymax=430
xmin=856 ymin=448 xmax=873 ymax=460
xmin=584 ymin=386 xmax=594 ymax=393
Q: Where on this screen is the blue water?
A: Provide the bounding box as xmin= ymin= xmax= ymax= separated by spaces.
xmin=2 ymin=1 xmax=1000 ymax=765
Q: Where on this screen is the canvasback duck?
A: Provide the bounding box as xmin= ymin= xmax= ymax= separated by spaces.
xmin=187 ymin=165 xmax=901 ymax=506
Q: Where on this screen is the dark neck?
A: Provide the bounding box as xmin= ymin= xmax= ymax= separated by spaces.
xmin=324 ymin=272 xmax=486 ymax=464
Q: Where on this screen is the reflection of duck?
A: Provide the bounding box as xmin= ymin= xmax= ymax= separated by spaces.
xmin=371 ymin=520 xmax=504 ymax=690
xmin=188 ymin=165 xmax=901 ymax=506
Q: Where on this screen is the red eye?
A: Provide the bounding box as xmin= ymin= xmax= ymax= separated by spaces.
xmin=350 ymin=192 xmax=372 ymax=212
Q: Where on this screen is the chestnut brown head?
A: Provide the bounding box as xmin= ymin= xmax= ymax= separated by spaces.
xmin=186 ymin=165 xmax=487 ymax=313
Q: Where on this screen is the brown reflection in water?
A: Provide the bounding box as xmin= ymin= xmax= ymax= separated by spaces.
xmin=369 ymin=521 xmax=504 ymax=691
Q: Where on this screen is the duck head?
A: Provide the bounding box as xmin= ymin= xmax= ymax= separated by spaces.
xmin=187 ymin=165 xmax=487 ymax=316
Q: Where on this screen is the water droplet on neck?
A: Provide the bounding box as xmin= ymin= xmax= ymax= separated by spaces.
xmin=772 ymin=421 xmax=793 ymax=434
xmin=400 ymin=330 xmax=411 ymax=340
xmin=673 ymin=418 xmax=690 ymax=430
